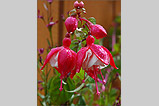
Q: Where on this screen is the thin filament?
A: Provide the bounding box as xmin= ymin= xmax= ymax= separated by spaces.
xmin=99 ymin=69 xmax=106 ymax=84
xmin=59 ymin=77 xmax=63 ymax=91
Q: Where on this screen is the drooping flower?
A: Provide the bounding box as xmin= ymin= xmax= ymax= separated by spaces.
xmin=80 ymin=18 xmax=107 ymax=39
xmin=65 ymin=16 xmax=78 ymax=33
xmin=75 ymin=35 xmax=118 ymax=95
xmin=90 ymin=24 xmax=107 ymax=39
xmin=40 ymin=37 xmax=76 ymax=91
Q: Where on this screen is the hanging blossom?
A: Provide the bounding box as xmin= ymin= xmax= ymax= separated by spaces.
xmin=40 ymin=37 xmax=76 ymax=91
xmin=73 ymin=35 xmax=118 ymax=95
xmin=65 ymin=16 xmax=78 ymax=33
xmin=80 ymin=18 xmax=107 ymax=39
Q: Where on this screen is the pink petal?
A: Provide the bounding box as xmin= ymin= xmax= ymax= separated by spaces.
xmin=76 ymin=47 xmax=88 ymax=73
xmin=70 ymin=50 xmax=77 ymax=79
xmin=102 ymin=46 xmax=118 ymax=69
xmin=58 ymin=48 xmax=74 ymax=77
xmin=40 ymin=47 xmax=62 ymax=70
xmin=90 ymin=44 xmax=110 ymax=66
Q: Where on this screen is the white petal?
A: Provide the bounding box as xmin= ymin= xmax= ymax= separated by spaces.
xmin=49 ymin=52 xmax=59 ymax=68
xmin=82 ymin=49 xmax=109 ymax=69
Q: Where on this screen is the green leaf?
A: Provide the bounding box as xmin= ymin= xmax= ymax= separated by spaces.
xmin=78 ymin=96 xmax=86 ymax=106
xmin=37 ymin=93 xmax=45 ymax=99
xmin=115 ymin=16 xmax=121 ymax=23
xmin=88 ymin=17 xmax=96 ymax=25
xmin=114 ymin=44 xmax=120 ymax=53
xmin=65 ymin=83 xmax=85 ymax=93
xmin=108 ymin=88 xmax=118 ymax=105
xmin=87 ymin=76 xmax=95 ymax=83
xmin=66 ymin=76 xmax=89 ymax=93
xmin=94 ymin=36 xmax=100 ymax=44
xmin=48 ymin=76 xmax=75 ymax=105
xmin=46 ymin=38 xmax=50 ymax=46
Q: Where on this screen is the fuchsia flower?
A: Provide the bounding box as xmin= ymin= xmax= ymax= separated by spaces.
xmin=75 ymin=35 xmax=118 ymax=95
xmin=65 ymin=16 xmax=78 ymax=33
xmin=90 ymin=24 xmax=107 ymax=39
xmin=40 ymin=38 xmax=76 ymax=91
xmin=80 ymin=18 xmax=107 ymax=39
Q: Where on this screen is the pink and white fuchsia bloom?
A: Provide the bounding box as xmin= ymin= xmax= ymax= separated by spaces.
xmin=40 ymin=38 xmax=76 ymax=91
xmin=75 ymin=35 xmax=118 ymax=95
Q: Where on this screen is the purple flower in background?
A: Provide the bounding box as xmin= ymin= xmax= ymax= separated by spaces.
xmin=38 ymin=80 xmax=43 ymax=84
xmin=38 ymin=48 xmax=44 ymax=54
xmin=38 ymin=87 xmax=43 ymax=91
xmin=61 ymin=14 xmax=65 ymax=20
xmin=47 ymin=20 xmax=58 ymax=28
xmin=47 ymin=0 xmax=53 ymax=4
xmin=37 ymin=10 xmax=43 ymax=19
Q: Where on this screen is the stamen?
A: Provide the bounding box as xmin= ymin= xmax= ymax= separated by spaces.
xmin=99 ymin=69 xmax=106 ymax=84
xmin=93 ymin=66 xmax=100 ymax=95
xmin=59 ymin=77 xmax=63 ymax=91
xmin=95 ymin=77 xmax=100 ymax=96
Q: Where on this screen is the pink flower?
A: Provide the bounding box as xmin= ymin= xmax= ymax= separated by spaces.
xmin=74 ymin=1 xmax=79 ymax=8
xmin=79 ymin=18 xmax=107 ymax=39
xmin=40 ymin=38 xmax=76 ymax=91
xmin=75 ymin=35 xmax=118 ymax=95
xmin=74 ymin=1 xmax=84 ymax=8
xmin=79 ymin=1 xmax=84 ymax=8
xmin=65 ymin=16 xmax=78 ymax=33
xmin=46 ymin=20 xmax=58 ymax=28
xmin=90 ymin=24 xmax=107 ymax=39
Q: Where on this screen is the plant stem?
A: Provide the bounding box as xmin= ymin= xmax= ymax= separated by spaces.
xmin=79 ymin=17 xmax=92 ymax=25
xmin=49 ymin=28 xmax=53 ymax=47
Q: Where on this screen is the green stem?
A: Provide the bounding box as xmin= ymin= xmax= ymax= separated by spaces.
xmin=49 ymin=28 xmax=53 ymax=47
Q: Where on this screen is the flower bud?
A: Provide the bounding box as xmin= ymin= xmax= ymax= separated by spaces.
xmin=74 ymin=1 xmax=79 ymax=8
xmin=90 ymin=24 xmax=107 ymax=39
xmin=65 ymin=16 xmax=78 ymax=33
xmin=63 ymin=37 xmax=71 ymax=48
xmin=79 ymin=1 xmax=84 ymax=8
xmin=38 ymin=48 xmax=44 ymax=54
xmin=86 ymin=35 xmax=95 ymax=45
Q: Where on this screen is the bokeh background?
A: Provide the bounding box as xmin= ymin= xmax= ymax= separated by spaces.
xmin=38 ymin=0 xmax=121 ymax=105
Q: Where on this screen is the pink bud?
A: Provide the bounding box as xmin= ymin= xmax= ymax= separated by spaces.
xmin=62 ymin=37 xmax=71 ymax=48
xmin=74 ymin=1 xmax=79 ymax=8
xmin=86 ymin=35 xmax=95 ymax=45
xmin=65 ymin=17 xmax=78 ymax=33
xmin=90 ymin=24 xmax=107 ymax=39
xmin=79 ymin=1 xmax=84 ymax=8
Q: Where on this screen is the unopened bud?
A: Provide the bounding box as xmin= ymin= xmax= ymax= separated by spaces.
xmin=79 ymin=1 xmax=84 ymax=8
xmin=90 ymin=24 xmax=107 ymax=39
xmin=65 ymin=17 xmax=78 ymax=33
xmin=74 ymin=1 xmax=79 ymax=8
